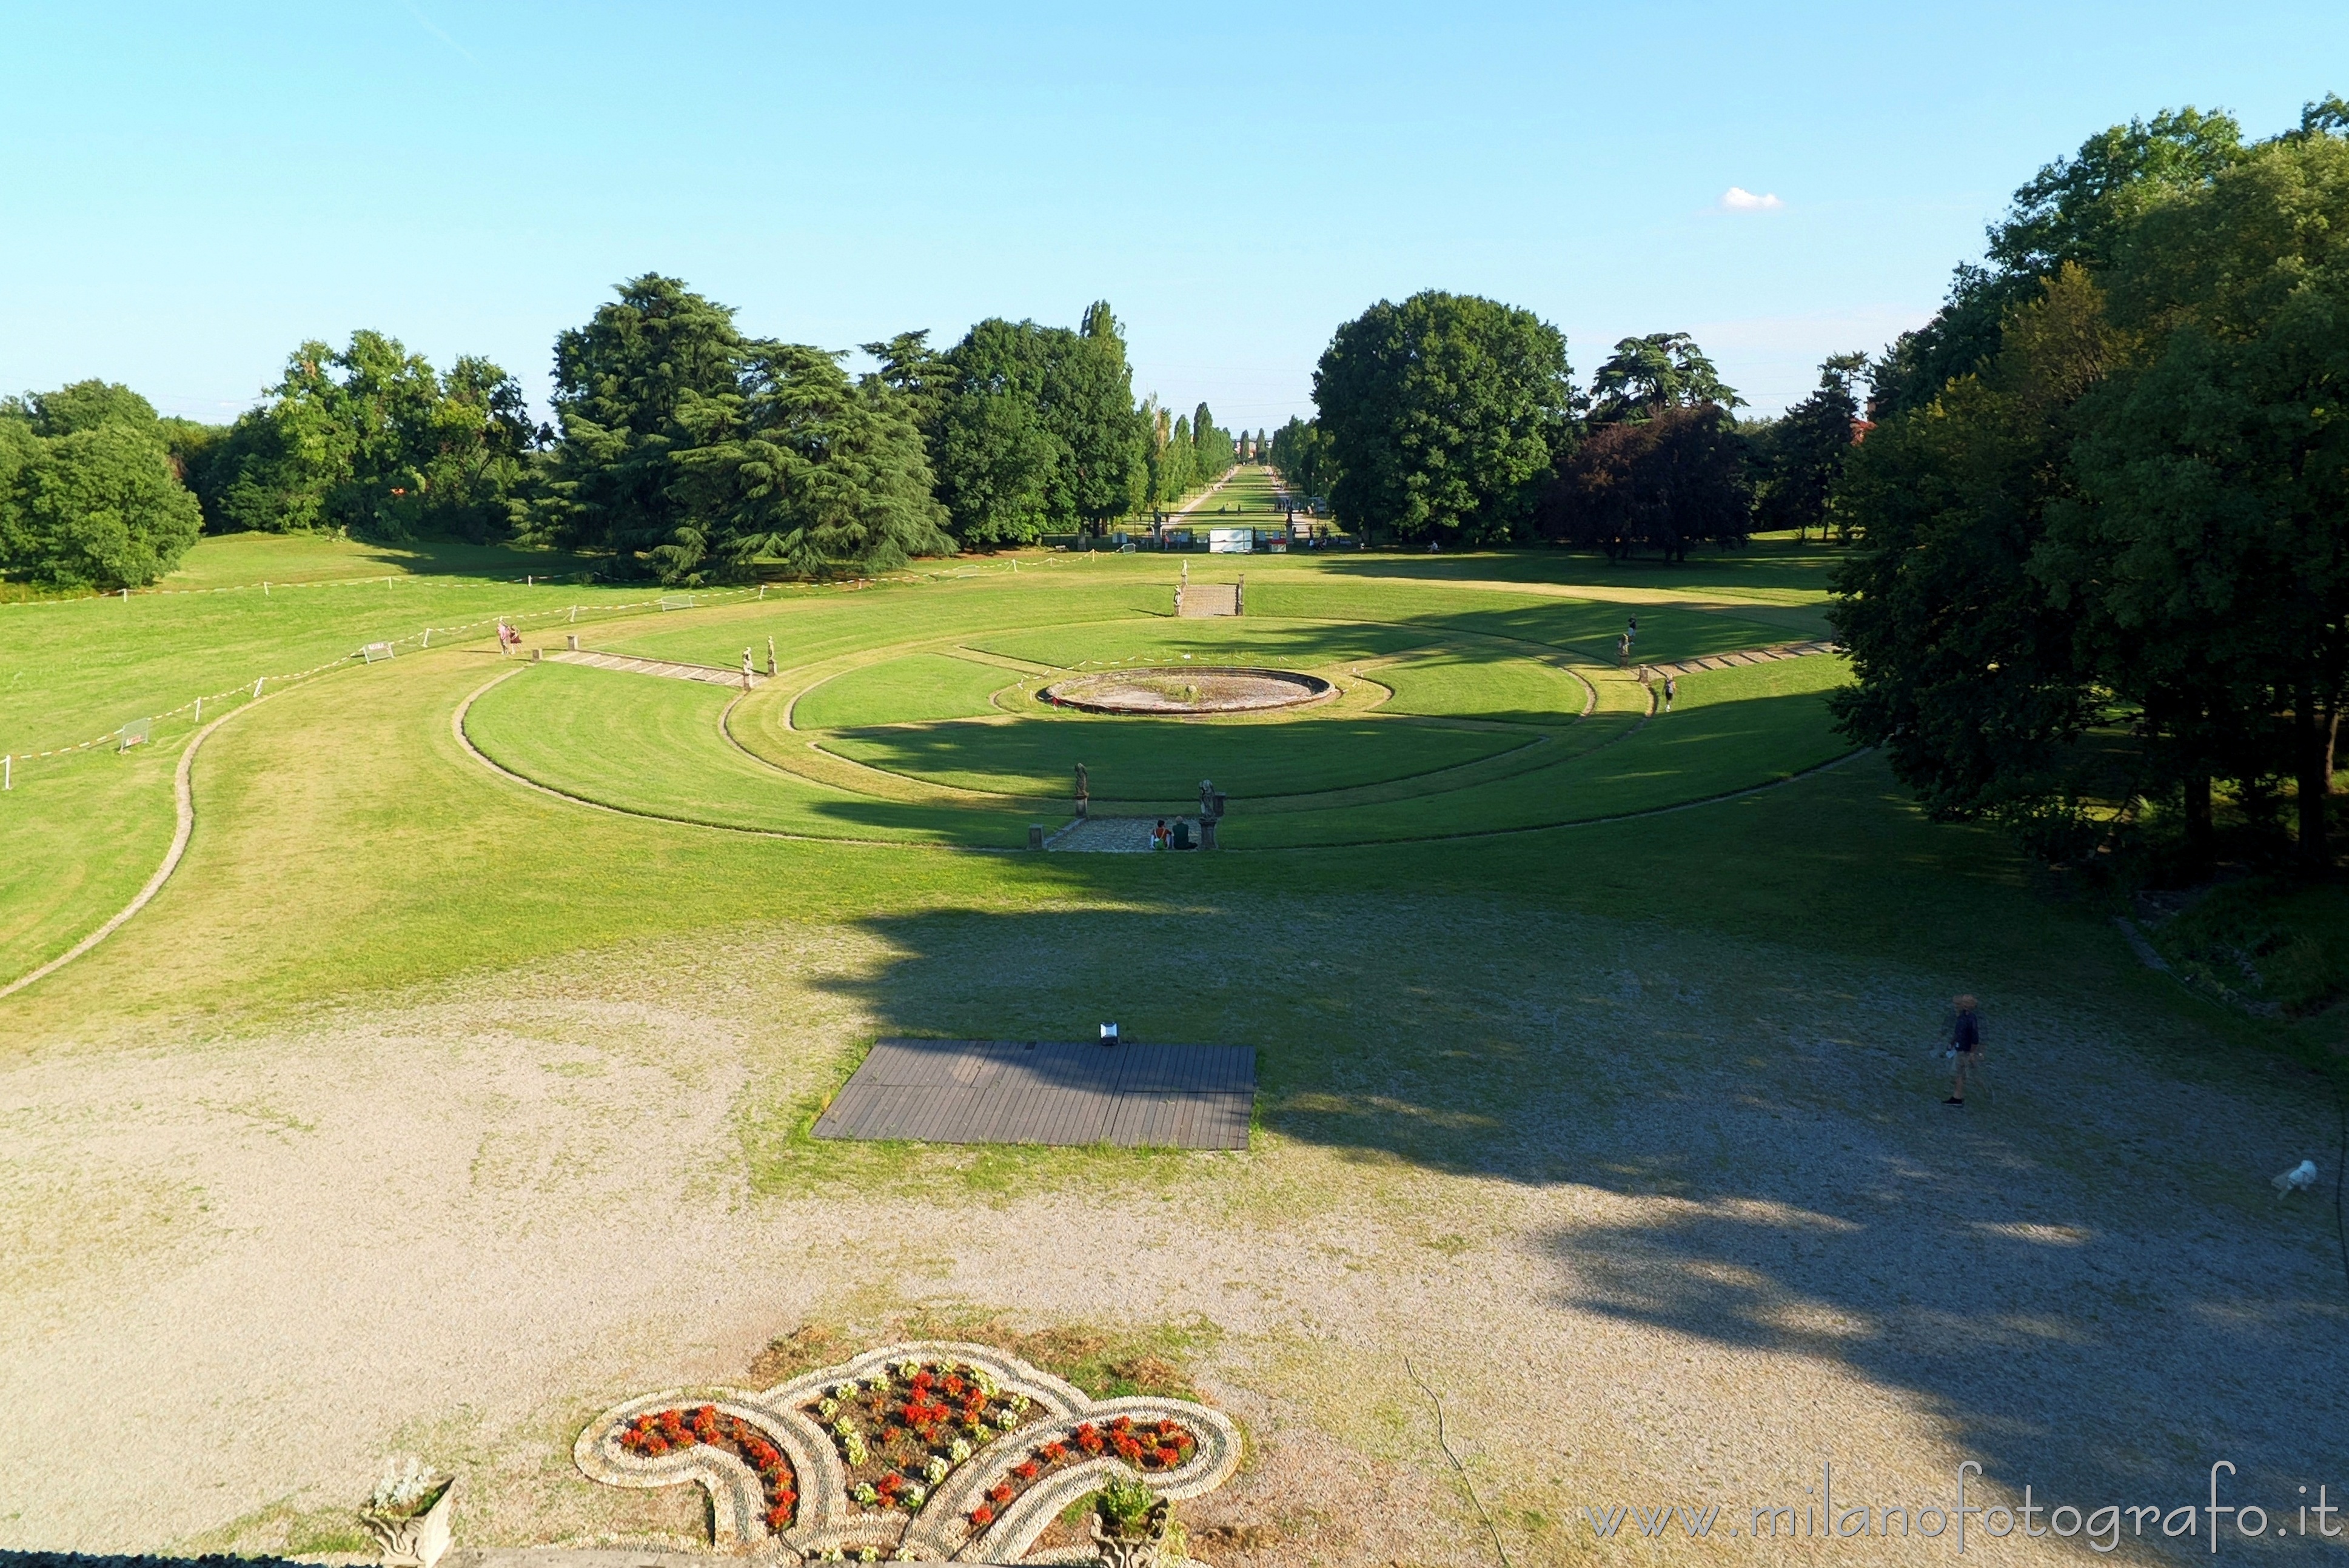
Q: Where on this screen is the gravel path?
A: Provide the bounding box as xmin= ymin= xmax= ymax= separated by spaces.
xmin=2 ymin=913 xmax=2342 ymax=1565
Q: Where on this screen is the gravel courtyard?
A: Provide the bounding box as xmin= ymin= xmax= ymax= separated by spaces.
xmin=5 ymin=901 xmax=2341 ymax=1566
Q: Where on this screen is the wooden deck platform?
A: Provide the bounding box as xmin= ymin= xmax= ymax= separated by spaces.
xmin=813 ymin=1037 xmax=1254 ymax=1150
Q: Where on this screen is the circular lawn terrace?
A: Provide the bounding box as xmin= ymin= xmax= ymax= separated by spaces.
xmin=1040 ymin=665 xmax=1335 ymax=715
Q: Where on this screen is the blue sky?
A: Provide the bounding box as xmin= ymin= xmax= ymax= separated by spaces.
xmin=2 ymin=2 xmax=2342 ymax=426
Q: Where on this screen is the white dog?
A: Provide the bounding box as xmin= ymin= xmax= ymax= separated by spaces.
xmin=2273 ymin=1159 xmax=2319 ymax=1197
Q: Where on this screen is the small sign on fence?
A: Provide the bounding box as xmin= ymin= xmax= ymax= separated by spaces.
xmin=118 ymin=718 xmax=152 ymax=752
xmin=361 ymin=641 xmax=395 ymax=663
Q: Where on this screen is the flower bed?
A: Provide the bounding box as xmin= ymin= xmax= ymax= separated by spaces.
xmin=803 ymin=1358 xmax=1044 ymax=1513
xmin=618 ymin=1404 xmax=797 ymax=1532
xmin=965 ymin=1415 xmax=1200 ymax=1531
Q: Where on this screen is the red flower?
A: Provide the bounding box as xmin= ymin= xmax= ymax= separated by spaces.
xmin=1155 ymin=1446 xmax=1181 ymax=1467
xmin=971 ymin=1505 xmax=995 ymax=1527
xmin=990 ymin=1483 xmax=1014 ymax=1505
xmin=1014 ymin=1461 xmax=1040 ymax=1481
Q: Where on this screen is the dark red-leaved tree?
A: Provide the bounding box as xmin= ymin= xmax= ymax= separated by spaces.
xmin=1537 ymin=404 xmax=1752 ymax=561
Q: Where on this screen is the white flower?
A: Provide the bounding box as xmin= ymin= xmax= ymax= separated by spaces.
xmin=993 ymin=1409 xmax=1019 ymax=1430
xmin=853 ymin=1483 xmax=879 ymax=1506
xmin=949 ymin=1438 xmax=973 ymax=1462
xmin=924 ymin=1457 xmax=949 ymax=1484
xmin=900 ymin=1483 xmax=927 ymax=1508
xmin=368 ymin=1456 xmax=437 ymax=1515
xmin=819 ymin=1398 xmax=839 ymax=1419
xmin=897 ymin=1358 xmax=923 ymax=1379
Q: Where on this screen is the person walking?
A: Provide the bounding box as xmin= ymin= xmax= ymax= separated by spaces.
xmin=1944 ymin=995 xmax=1983 ymax=1105
xmin=1626 ymin=614 xmax=1638 ymax=645
xmin=1663 ymin=674 xmax=1677 ymax=713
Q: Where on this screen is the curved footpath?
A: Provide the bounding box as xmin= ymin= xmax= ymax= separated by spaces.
xmin=0 ymin=688 xmax=277 ymax=1001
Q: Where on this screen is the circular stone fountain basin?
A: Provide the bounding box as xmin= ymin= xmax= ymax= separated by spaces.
xmin=1040 ymin=666 xmax=1336 ymax=715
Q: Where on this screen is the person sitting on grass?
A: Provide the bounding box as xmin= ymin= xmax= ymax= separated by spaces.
xmin=1945 ymin=995 xmax=1983 ymax=1105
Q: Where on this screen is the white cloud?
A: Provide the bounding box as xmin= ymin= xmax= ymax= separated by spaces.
xmin=1719 ymin=186 xmax=1784 ymax=212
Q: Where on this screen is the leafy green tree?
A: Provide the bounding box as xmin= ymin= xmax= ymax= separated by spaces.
xmin=1587 ymin=333 xmax=1741 ymax=424
xmin=1753 ymin=352 xmax=1867 ymax=540
xmin=1268 ymin=415 xmax=1336 ymax=504
xmin=934 ymin=384 xmax=1060 ymax=546
xmin=541 ymin=275 xmax=746 ymax=559
xmin=1869 ymin=109 xmax=2246 ymax=420
xmin=4 ymin=420 xmax=202 ymax=589
xmin=1538 ymin=404 xmax=1751 ymax=561
xmin=2039 ymin=129 xmax=2349 ymax=868
xmin=929 ymin=306 xmax=1148 ymax=541
xmin=1829 ymin=269 xmax=2114 ymax=837
xmin=204 ymin=333 xmax=537 ymax=541
xmin=1313 ymin=291 xmax=1573 ymax=543
xmin=18 ymin=380 xmax=160 ymax=435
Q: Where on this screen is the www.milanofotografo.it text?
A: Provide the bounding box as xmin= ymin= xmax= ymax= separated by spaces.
xmin=1578 ymin=1462 xmax=2342 ymax=1552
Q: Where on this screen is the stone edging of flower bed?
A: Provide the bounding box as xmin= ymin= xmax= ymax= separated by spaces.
xmin=575 ymin=1341 xmax=1241 ymax=1563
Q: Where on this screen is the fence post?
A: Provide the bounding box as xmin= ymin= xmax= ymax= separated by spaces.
xmin=263 ymin=581 xmax=269 ymax=597
xmin=423 ymin=628 xmax=431 ymax=648
xmin=4 ymin=755 xmax=10 ymax=791
xmin=253 ymin=677 xmax=264 ymax=699
xmin=569 ymin=606 xmax=578 ymax=623
xmin=194 ymin=697 xmax=202 ymax=724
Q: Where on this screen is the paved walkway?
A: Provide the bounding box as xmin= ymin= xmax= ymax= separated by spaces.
xmin=1045 ymin=816 xmax=1202 ymax=852
xmin=1635 ymin=638 xmax=1835 ymax=679
xmin=546 ymin=649 xmax=766 ymax=687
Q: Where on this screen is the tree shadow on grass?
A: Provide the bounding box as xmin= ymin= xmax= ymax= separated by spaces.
xmin=792 ymin=758 xmax=2345 ymax=1538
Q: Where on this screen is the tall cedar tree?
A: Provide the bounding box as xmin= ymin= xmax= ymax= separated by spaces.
xmin=1753 ymin=353 xmax=1868 ymax=540
xmin=668 ymin=344 xmax=952 ymax=580
xmin=542 ymin=275 xmax=746 ymax=563
xmin=1313 ymin=292 xmax=1572 ymax=543
xmin=1586 ymin=333 xmax=1743 ymax=424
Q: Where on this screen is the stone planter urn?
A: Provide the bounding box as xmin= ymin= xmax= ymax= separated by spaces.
xmin=359 ymin=1475 xmax=454 ymax=1568
xmin=1089 ymin=1495 xmax=1170 ymax=1568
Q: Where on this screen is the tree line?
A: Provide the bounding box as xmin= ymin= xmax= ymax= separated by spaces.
xmin=1830 ymin=97 xmax=2349 ymax=873
xmin=0 ymin=279 xmax=1255 ymax=591
xmin=1270 ymin=302 xmax=1868 ymax=560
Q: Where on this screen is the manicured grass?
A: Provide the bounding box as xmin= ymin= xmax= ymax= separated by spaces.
xmin=0 ymin=737 xmax=179 ymax=975
xmin=968 ymin=614 xmax=1436 ymax=671
xmin=1374 ymin=648 xmax=1588 ymax=725
xmin=1235 ymin=657 xmax=1852 ymax=846
xmin=793 ymin=652 xmax=1017 ymax=729
xmin=819 ymin=714 xmax=1533 ymax=803
xmin=464 ymin=662 xmax=1025 ymax=845
xmin=0 ymin=532 xmax=684 ymax=763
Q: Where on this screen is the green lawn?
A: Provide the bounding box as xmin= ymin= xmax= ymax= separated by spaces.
xmin=968 ymin=614 xmax=1436 ymax=671
xmin=793 ymin=652 xmax=1018 ymax=729
xmin=464 ymin=662 xmax=1026 ymax=846
xmin=820 ymin=714 xmax=1535 ymax=803
xmin=1374 ymin=648 xmax=1589 ymax=725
